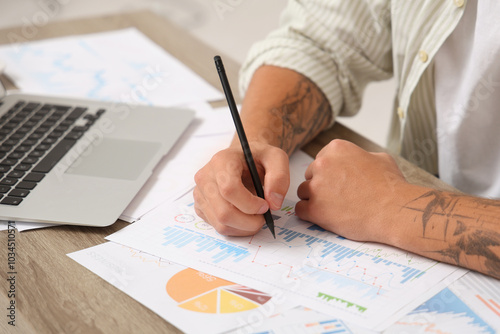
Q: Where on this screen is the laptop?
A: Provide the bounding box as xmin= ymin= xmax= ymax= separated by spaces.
xmin=0 ymin=77 xmax=194 ymax=226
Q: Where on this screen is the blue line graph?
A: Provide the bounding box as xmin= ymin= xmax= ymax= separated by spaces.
xmin=162 ymin=226 xmax=251 ymax=263
xmin=319 ymin=243 xmax=425 ymax=285
xmin=263 ymin=225 xmax=426 ymax=285
xmin=106 ymin=195 xmax=463 ymax=330
xmin=0 ymin=34 xmax=155 ymax=104
xmin=160 ymin=207 xmax=428 ymax=299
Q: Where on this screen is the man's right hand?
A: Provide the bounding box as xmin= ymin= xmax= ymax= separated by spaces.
xmin=193 ymin=142 xmax=290 ymax=236
xmin=193 ymin=65 xmax=331 ymax=237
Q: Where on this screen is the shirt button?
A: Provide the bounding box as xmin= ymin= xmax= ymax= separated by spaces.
xmin=397 ymin=107 xmax=405 ymax=120
xmin=419 ymin=50 xmax=428 ymax=63
xmin=454 ymin=0 xmax=465 ymax=8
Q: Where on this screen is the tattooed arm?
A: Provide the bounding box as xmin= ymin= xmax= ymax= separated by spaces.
xmin=236 ymin=66 xmax=332 ymax=155
xmin=194 ymin=65 xmax=332 ymax=236
xmin=398 ymin=191 xmax=500 ymax=278
xmin=193 ymin=66 xmax=500 ymax=278
xmin=296 ymin=139 xmax=500 ymax=279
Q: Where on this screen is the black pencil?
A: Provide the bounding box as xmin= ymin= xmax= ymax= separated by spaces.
xmin=214 ymin=55 xmax=276 ymax=238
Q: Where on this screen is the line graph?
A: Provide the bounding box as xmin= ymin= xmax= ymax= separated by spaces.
xmin=107 ymin=197 xmax=464 ymax=330
xmin=153 ymin=201 xmax=449 ymax=318
xmin=156 ymin=201 xmax=450 ymax=305
xmin=252 ymin=223 xmax=428 ymax=289
xmin=0 ymin=28 xmax=222 ymax=108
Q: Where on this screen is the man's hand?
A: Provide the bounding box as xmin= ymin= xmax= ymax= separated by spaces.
xmin=296 ymin=139 xmax=500 ymax=279
xmin=194 ymin=142 xmax=289 ymax=236
xmin=193 ymin=65 xmax=331 ymax=237
xmin=296 ymin=139 xmax=411 ymax=243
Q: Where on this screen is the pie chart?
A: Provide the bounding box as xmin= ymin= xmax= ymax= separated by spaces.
xmin=166 ymin=268 xmax=271 ymax=314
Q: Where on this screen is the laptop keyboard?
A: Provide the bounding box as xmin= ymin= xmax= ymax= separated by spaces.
xmin=0 ymin=100 xmax=106 ymax=206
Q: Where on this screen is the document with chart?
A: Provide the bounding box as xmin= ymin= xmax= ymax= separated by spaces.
xmin=0 ymin=28 xmax=222 ymax=106
xmin=68 ymin=242 xmax=294 ymax=334
xmin=107 ymin=194 xmax=466 ymax=330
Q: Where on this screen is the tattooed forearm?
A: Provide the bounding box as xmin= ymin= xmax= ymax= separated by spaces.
xmin=402 ymin=190 xmax=500 ymax=278
xmin=269 ymin=77 xmax=332 ymax=154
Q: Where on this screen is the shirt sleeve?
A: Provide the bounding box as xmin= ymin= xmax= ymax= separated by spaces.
xmin=239 ymin=0 xmax=394 ymax=121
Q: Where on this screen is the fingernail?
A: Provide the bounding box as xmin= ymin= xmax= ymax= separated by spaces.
xmin=258 ymin=203 xmax=269 ymax=214
xmin=270 ymin=192 xmax=284 ymax=209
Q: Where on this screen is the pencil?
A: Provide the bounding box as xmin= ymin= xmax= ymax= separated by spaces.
xmin=214 ymin=55 xmax=276 ymax=238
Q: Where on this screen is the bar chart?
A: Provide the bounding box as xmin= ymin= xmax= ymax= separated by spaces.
xmin=108 ymin=197 xmax=464 ymax=330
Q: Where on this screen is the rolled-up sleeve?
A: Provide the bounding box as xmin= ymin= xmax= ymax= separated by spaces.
xmin=239 ymin=0 xmax=394 ymax=121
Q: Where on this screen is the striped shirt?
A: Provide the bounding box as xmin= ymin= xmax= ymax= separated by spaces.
xmin=239 ymin=0 xmax=467 ymax=175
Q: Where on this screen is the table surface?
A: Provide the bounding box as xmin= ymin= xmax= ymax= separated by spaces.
xmin=0 ymin=10 xmax=458 ymax=334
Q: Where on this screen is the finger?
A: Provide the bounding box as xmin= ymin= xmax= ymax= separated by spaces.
xmin=210 ymin=198 xmax=265 ymax=233
xmin=304 ymin=159 xmax=316 ymax=180
xmin=193 ymin=186 xmax=209 ymax=222
xmin=254 ymin=146 xmax=290 ymax=210
xmin=294 ymin=199 xmax=314 ymax=223
xmin=213 ymin=224 xmax=257 ymax=237
xmin=201 ymin=205 xmax=259 ymax=236
xmin=196 ymin=151 xmax=269 ymax=216
xmin=295 ymin=196 xmax=328 ymax=228
xmin=216 ymin=168 xmax=269 ymax=215
xmin=296 ymin=180 xmax=311 ymax=200
xmin=200 ymin=180 xmax=265 ymax=233
xmin=194 ymin=184 xmax=264 ymax=236
xmin=197 ymin=203 xmax=258 ymax=236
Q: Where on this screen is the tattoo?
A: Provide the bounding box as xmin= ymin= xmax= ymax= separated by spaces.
xmin=270 ymin=77 xmax=332 ymax=154
xmin=403 ymin=191 xmax=500 ymax=278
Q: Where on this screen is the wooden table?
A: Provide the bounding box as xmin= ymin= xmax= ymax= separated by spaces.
xmin=0 ymin=10 xmax=456 ymax=334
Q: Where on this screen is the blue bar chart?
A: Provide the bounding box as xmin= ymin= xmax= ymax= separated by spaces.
xmin=162 ymin=226 xmax=251 ymax=263
xmin=108 ymin=197 xmax=463 ymax=330
xmin=264 ymin=225 xmax=426 ymax=286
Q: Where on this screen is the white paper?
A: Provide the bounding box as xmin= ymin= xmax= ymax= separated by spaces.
xmin=120 ymin=103 xmax=235 ymax=222
xmin=232 ymin=270 xmax=500 ymax=334
xmin=0 ymin=221 xmax=13 ymax=231
xmin=449 ymin=272 xmax=500 ymax=332
xmin=14 ymin=221 xmax=56 ymax=232
xmin=286 ymin=150 xmax=313 ymax=202
xmin=228 ymin=305 xmax=375 ymax=334
xmin=107 ymin=194 xmax=465 ymax=331
xmin=385 ymin=271 xmax=498 ymax=333
xmin=121 ymin=118 xmax=312 ymax=223
xmin=194 ymin=104 xmax=236 ymax=137
xmin=0 ymin=28 xmax=223 ymax=106
xmin=68 ymin=242 xmax=294 ymax=334
xmin=0 ymin=220 xmax=56 ymax=232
